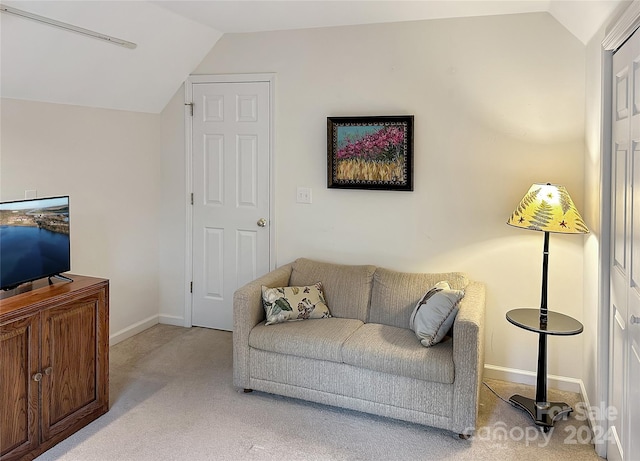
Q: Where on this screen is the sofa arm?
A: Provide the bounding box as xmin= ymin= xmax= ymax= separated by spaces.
xmin=232 ymin=263 xmax=293 ymax=388
xmin=451 ymin=281 xmax=486 ymax=435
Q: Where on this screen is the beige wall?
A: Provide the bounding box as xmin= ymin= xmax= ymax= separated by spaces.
xmin=158 ymin=88 xmax=187 ymax=325
xmin=0 ymin=98 xmax=161 ymax=342
xmin=583 ymin=21 xmax=607 ymax=423
xmin=1 ymin=11 xmax=594 ymax=385
xmin=158 ymin=12 xmax=588 ymax=384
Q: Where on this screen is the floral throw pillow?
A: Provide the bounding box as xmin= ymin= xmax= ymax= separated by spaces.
xmin=261 ymin=282 xmax=332 ymax=325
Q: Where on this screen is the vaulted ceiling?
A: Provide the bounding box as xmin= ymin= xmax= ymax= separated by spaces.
xmin=0 ymin=0 xmax=625 ymax=114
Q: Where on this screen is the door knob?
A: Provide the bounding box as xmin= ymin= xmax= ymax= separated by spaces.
xmin=257 ymin=218 xmax=267 ymax=228
xmin=631 ymin=315 xmax=640 ymax=325
xmin=32 ymin=372 xmax=43 ymax=382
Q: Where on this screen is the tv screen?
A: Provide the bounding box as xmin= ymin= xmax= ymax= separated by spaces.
xmin=0 ymin=196 xmax=70 ymax=290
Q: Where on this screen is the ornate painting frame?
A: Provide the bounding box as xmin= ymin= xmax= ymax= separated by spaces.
xmin=327 ymin=115 xmax=414 ymax=191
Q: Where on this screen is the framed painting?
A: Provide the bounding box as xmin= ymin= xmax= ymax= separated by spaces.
xmin=327 ymin=115 xmax=414 ymax=191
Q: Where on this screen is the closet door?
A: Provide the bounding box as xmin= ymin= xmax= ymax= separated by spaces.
xmin=190 ymin=78 xmax=272 ymax=331
xmin=610 ymin=27 xmax=640 ymax=461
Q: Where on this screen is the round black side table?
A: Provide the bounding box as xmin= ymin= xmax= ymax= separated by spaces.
xmin=506 ymin=308 xmax=583 ymax=432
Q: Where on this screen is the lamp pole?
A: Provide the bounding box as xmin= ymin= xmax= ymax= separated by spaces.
xmin=536 ymin=230 xmax=550 ymax=406
xmin=540 ymin=230 xmax=550 ymax=324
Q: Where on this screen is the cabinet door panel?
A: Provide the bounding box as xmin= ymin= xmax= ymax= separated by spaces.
xmin=41 ymin=290 xmax=107 ymax=441
xmin=0 ymin=315 xmax=39 ymax=460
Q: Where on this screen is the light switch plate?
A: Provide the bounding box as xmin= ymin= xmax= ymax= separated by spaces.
xmin=296 ymin=187 xmax=312 ymax=204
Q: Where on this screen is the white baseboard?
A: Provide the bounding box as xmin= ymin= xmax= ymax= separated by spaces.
xmin=158 ymin=314 xmax=186 ymax=326
xmin=578 ymin=379 xmax=598 ymax=433
xmin=109 ymin=315 xmax=159 ymax=346
xmin=483 ymin=364 xmax=583 ymax=393
xmin=109 ymin=314 xmax=188 ymax=346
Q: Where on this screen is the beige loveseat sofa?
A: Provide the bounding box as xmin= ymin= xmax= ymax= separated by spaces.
xmin=233 ymin=258 xmax=486 ymax=436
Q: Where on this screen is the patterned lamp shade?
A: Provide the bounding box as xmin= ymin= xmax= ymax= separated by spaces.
xmin=507 ymin=183 xmax=589 ymax=234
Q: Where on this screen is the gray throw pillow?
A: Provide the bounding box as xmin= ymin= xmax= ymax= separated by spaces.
xmin=409 ymin=281 xmax=465 ymax=347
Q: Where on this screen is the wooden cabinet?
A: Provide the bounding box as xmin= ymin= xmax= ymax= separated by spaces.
xmin=0 ymin=275 xmax=109 ymax=461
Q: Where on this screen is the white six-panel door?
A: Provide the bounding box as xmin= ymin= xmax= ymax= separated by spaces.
xmin=610 ymin=29 xmax=640 ymax=461
xmin=190 ymin=79 xmax=271 ymax=330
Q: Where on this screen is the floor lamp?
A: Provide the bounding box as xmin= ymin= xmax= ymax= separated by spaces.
xmin=506 ymin=183 xmax=589 ymax=430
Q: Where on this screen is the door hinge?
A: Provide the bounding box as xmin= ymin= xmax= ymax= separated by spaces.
xmin=190 ymin=281 xmax=193 ymax=293
xmin=190 ymin=193 xmax=194 ymax=205
xmin=185 ymin=102 xmax=194 ymax=116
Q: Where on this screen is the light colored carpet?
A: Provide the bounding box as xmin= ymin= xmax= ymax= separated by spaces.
xmin=35 ymin=324 xmax=602 ymax=461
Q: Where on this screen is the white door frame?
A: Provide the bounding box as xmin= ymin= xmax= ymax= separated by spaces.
xmin=598 ymin=4 xmax=640 ymax=458
xmin=184 ymin=73 xmax=276 ymax=328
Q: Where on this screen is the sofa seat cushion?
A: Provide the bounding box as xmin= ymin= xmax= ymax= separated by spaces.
xmin=341 ymin=323 xmax=454 ymax=384
xmin=249 ymin=318 xmax=364 ymax=363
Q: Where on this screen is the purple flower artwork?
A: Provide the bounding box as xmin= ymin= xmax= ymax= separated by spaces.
xmin=327 ymin=116 xmax=413 ymax=191
xmin=336 ymin=125 xmax=405 ymax=162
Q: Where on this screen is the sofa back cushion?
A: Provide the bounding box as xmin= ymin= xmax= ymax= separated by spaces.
xmin=369 ymin=268 xmax=469 ymax=329
xmin=289 ymin=258 xmax=376 ymax=321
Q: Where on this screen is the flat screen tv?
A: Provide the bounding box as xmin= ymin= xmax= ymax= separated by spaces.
xmin=0 ymin=196 xmax=71 ymax=290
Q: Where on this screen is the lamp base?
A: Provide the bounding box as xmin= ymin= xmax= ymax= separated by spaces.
xmin=509 ymin=394 xmax=573 ymax=432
